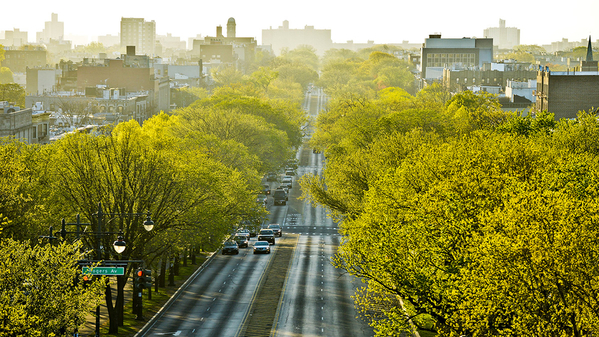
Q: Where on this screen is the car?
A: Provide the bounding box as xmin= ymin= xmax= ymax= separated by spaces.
xmin=277 ymin=185 xmax=289 ymax=195
xmin=256 ymin=193 xmax=268 ymax=205
xmin=285 ymin=159 xmax=299 ymax=170
xmin=268 ymin=224 xmax=282 ymax=237
xmin=258 ymin=228 xmax=276 ymax=245
xmin=222 ymin=241 xmax=239 ymax=255
xmin=234 ymin=234 xmax=250 ymax=248
xmin=262 ymin=184 xmax=271 ymax=195
xmin=282 ymin=176 xmax=293 ymax=189
xmin=266 ymin=172 xmax=278 ymax=182
xmin=253 ymin=241 xmax=271 ymax=254
xmin=285 ymin=169 xmax=296 ymax=176
xmin=273 ymin=189 xmax=287 ymax=205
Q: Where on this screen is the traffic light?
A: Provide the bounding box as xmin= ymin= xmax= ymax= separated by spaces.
xmin=134 ymin=269 xmax=152 ymax=290
xmin=82 ymin=274 xmax=92 ymax=288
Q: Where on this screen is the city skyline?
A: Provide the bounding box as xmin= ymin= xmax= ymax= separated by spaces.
xmin=1 ymin=0 xmax=598 ymax=47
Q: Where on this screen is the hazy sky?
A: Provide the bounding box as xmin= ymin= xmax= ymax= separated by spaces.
xmin=2 ymin=0 xmax=598 ymax=47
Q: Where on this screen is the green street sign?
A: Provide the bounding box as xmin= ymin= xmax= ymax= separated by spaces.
xmin=82 ymin=267 xmax=124 ymax=276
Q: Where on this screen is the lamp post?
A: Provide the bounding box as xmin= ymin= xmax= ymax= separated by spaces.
xmin=46 ymin=202 xmax=154 ymax=337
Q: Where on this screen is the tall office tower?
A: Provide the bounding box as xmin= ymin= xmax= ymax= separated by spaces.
xmin=36 ymin=13 xmax=64 ymax=43
xmin=120 ymin=18 xmax=156 ymax=56
xmin=483 ymin=19 xmax=520 ymax=50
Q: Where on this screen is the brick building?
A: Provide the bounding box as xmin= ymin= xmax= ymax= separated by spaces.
xmin=535 ymin=38 xmax=599 ymax=119
xmin=443 ymin=61 xmax=537 ymax=93
xmin=1 ymin=46 xmax=47 ymax=73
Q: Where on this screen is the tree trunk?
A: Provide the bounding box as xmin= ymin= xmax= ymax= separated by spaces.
xmin=159 ymin=256 xmax=167 ymax=287
xmin=168 ymin=258 xmax=176 ymax=286
xmin=183 ymin=248 xmax=188 ymax=267
xmin=106 ymin=282 xmax=118 ymax=334
xmin=191 ymin=247 xmax=197 ymax=265
xmin=117 ymin=275 xmax=125 ymax=326
xmin=174 ymin=255 xmax=180 ymax=276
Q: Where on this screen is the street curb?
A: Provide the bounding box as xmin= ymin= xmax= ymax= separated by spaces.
xmin=134 ymin=250 xmax=218 ymax=337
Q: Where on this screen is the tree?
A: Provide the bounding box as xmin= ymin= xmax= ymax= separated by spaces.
xmin=0 ymin=67 xmax=13 ymax=84
xmin=210 ymin=65 xmax=244 ymax=87
xmin=0 ymin=138 xmax=48 ymax=241
xmin=0 ymin=239 xmax=105 ymax=336
xmin=0 ymin=83 xmax=25 ymax=107
xmin=280 ymin=45 xmax=320 ymax=72
xmin=444 ymin=90 xmax=508 ymax=133
xmin=45 ymin=116 xmax=245 ymax=333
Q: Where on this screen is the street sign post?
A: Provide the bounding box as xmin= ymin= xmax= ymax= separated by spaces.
xmin=82 ymin=266 xmax=125 ymax=276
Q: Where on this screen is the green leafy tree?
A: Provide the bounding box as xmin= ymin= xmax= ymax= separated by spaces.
xmin=211 ymin=65 xmax=245 ymax=87
xmin=45 ymin=116 xmax=244 ymax=333
xmin=280 ymin=45 xmax=320 ymax=71
xmin=0 ymin=239 xmax=105 ymax=336
xmin=0 ymin=67 xmax=13 ymax=84
xmin=444 ymin=90 xmax=508 ymax=133
xmin=0 ymin=139 xmax=48 ymax=241
xmin=0 ymin=83 xmax=25 ymax=107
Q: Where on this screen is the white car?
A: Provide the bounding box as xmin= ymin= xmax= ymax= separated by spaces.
xmin=253 ymin=241 xmax=271 ymax=254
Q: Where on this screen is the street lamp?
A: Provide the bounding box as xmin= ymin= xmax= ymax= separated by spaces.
xmin=42 ymin=202 xmax=155 ymax=337
xmin=113 ymin=230 xmax=126 ymax=254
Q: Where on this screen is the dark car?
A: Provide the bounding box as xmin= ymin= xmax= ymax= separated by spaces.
xmin=253 ymin=241 xmax=271 ymax=254
xmin=285 ymin=169 xmax=296 ymax=176
xmin=262 ymin=184 xmax=271 ymax=195
xmin=258 ymin=229 xmax=276 ymax=245
xmin=234 ymin=234 xmax=250 ymax=248
xmin=266 ymin=172 xmax=278 ymax=182
xmin=273 ymin=189 xmax=287 ymax=206
xmin=256 ymin=193 xmax=268 ymax=206
xmin=282 ymin=176 xmax=293 ymax=189
xmin=268 ymin=224 xmax=282 ymax=237
xmin=222 ymin=241 xmax=239 ymax=255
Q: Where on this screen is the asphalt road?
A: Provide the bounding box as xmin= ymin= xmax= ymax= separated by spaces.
xmin=138 ymin=89 xmax=373 ymax=337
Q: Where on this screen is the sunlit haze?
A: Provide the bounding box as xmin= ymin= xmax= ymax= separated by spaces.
xmin=2 ymin=0 xmax=598 ymax=47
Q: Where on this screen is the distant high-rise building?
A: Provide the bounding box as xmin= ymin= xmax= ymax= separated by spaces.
xmin=98 ymin=34 xmax=121 ymax=48
xmin=36 ymin=13 xmax=64 ymax=43
xmin=262 ymin=20 xmax=332 ymax=56
xmin=483 ymin=19 xmax=520 ymax=50
xmin=120 ymin=18 xmax=156 ymax=56
xmin=2 ymin=28 xmax=28 ymax=47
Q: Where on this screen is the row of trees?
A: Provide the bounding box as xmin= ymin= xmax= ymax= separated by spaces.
xmin=302 ymin=54 xmax=599 ymax=334
xmin=0 ymin=47 xmax=310 ymax=335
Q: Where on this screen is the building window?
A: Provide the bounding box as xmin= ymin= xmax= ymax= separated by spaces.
xmin=32 ymin=126 xmax=37 ymax=139
xmin=43 ymin=124 xmax=48 ymax=136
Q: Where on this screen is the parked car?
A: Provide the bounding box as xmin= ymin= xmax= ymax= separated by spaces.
xmin=285 ymin=169 xmax=296 ymax=176
xmin=258 ymin=229 xmax=276 ymax=245
xmin=266 ymin=172 xmax=278 ymax=182
xmin=222 ymin=241 xmax=239 ymax=255
xmin=253 ymin=241 xmax=271 ymax=254
xmin=234 ymin=234 xmax=250 ymax=248
xmin=268 ymin=224 xmax=282 ymax=237
xmin=262 ymin=184 xmax=271 ymax=195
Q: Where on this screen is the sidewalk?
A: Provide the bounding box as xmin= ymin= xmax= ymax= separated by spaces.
xmin=78 ymin=276 xmax=133 ymax=336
